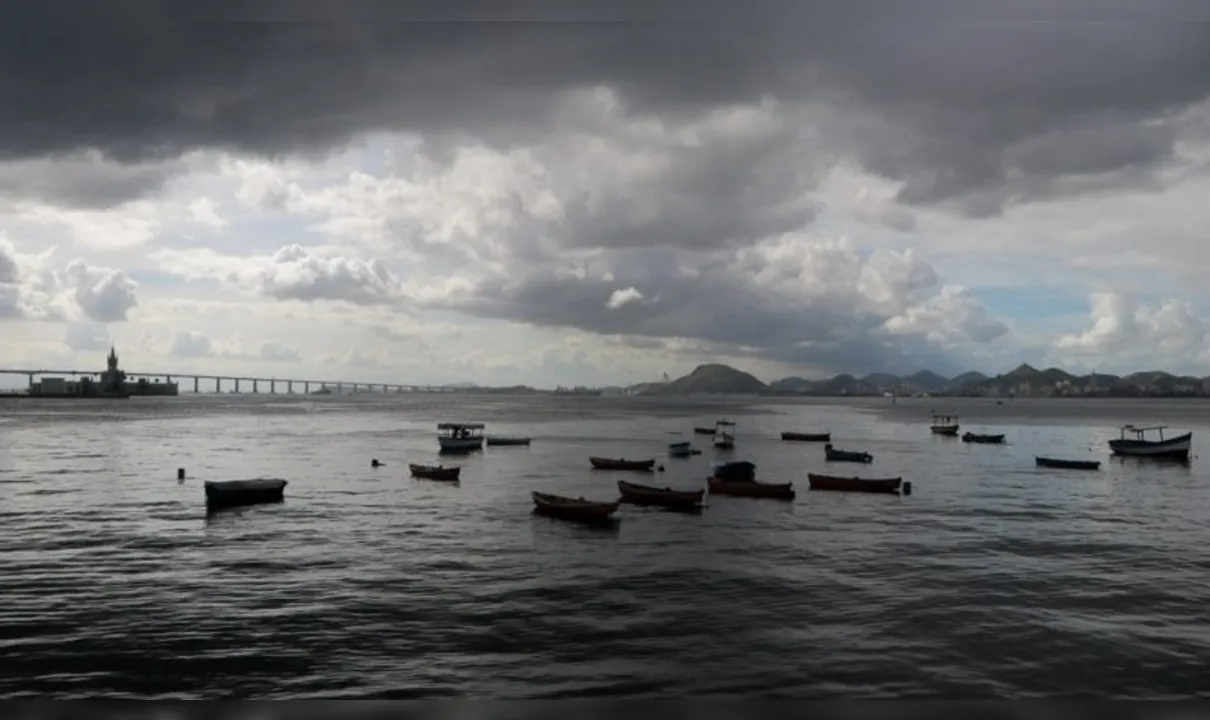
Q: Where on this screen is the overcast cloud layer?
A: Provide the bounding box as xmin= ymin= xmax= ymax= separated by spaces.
xmin=4 ymin=2 xmax=1210 ymax=385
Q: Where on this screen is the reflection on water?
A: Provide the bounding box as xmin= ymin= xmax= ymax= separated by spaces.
xmin=1 ymin=394 xmax=1209 ymax=699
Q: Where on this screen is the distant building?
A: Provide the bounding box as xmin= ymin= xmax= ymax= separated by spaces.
xmin=28 ymin=346 xmax=178 ymax=398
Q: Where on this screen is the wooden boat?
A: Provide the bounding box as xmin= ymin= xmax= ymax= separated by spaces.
xmin=409 ymin=463 xmax=461 ymax=481
xmin=668 ymin=441 xmax=700 ymax=458
xmin=962 ymin=432 xmax=1005 ymax=444
xmin=531 ymin=491 xmax=619 ymax=522
xmin=824 ymin=443 xmax=873 ymax=463
xmin=707 ymin=476 xmax=795 ymax=500
xmin=930 ymin=414 xmax=959 ymax=436
xmin=693 ymin=426 xmax=715 ymax=435
xmin=713 ymin=420 xmax=736 ymax=449
xmin=1036 ymin=456 xmax=1101 ymax=470
xmin=437 ymin=422 xmax=485 ymax=453
xmin=781 ymin=431 xmax=831 ymax=442
xmin=589 ymin=456 xmax=656 ymax=471
xmin=1108 ymin=425 xmax=1191 ymax=461
xmin=617 ymin=480 xmax=704 ymax=509
xmin=486 ymin=436 xmax=531 ymax=447
xmin=204 ymin=479 xmax=288 ymax=511
xmin=807 ymin=472 xmax=902 ymax=494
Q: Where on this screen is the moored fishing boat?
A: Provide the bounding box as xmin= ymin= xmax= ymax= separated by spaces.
xmin=693 ymin=426 xmax=715 ymax=435
xmin=486 ymin=436 xmax=531 ymax=447
xmin=962 ymin=432 xmax=1005 ymax=444
xmin=437 ymin=422 xmax=485 ymax=453
xmin=930 ymin=413 xmax=959 ymax=436
xmin=409 ymin=463 xmax=461 ymax=481
xmin=713 ymin=420 xmax=736 ymax=449
xmin=589 ymin=456 xmax=656 ymax=471
xmin=1108 ymin=425 xmax=1191 ymax=461
xmin=824 ymin=443 xmax=873 ymax=463
xmin=781 ymin=431 xmax=831 ymax=442
xmin=668 ymin=441 xmax=699 ymax=458
xmin=1035 ymin=456 xmax=1101 ymax=470
xmin=617 ymin=480 xmax=704 ymax=510
xmin=807 ymin=473 xmax=902 ymax=494
xmin=531 ymin=491 xmax=619 ymax=523
xmin=706 ymin=476 xmax=796 ymax=500
xmin=204 ymin=478 xmax=288 ymax=511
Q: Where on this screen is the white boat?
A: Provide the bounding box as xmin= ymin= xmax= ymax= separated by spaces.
xmin=438 ymin=422 xmax=485 ymax=453
xmin=713 ymin=420 xmax=735 ymax=450
xmin=1108 ymin=425 xmax=1191 ymax=461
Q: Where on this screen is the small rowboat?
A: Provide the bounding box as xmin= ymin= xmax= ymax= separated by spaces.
xmin=409 ymin=463 xmax=461 ymax=481
xmin=617 ymin=480 xmax=704 ymax=510
xmin=693 ymin=426 xmax=715 ymax=435
xmin=531 ymin=491 xmax=619 ymax=522
xmin=1036 ymin=456 xmax=1101 ymax=470
xmin=204 ymin=479 xmax=288 ymax=511
xmin=486 ymin=436 xmax=531 ymax=447
xmin=824 ymin=444 xmax=873 ymax=463
xmin=781 ymin=431 xmax=831 ymax=442
xmin=807 ymin=472 xmax=901 ymax=494
xmin=962 ymin=432 xmax=1005 ymax=444
xmin=589 ymin=457 xmax=656 ymax=471
xmin=707 ymin=476 xmax=795 ymax=500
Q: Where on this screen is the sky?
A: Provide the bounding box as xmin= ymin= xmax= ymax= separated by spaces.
xmin=4 ymin=1 xmax=1210 ymax=389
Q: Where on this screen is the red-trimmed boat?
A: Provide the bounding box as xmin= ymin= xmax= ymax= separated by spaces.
xmin=531 ymin=491 xmax=620 ymax=522
xmin=409 ymin=463 xmax=461 ymax=481
xmin=617 ymin=480 xmax=704 ymax=510
xmin=807 ymin=472 xmax=902 ymax=494
xmin=589 ymin=456 xmax=656 ymax=471
xmin=707 ymin=476 xmax=796 ymax=500
xmin=781 ymin=431 xmax=831 ymax=442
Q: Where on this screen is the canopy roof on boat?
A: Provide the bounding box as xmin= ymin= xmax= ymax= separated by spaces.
xmin=437 ymin=422 xmax=485 ymax=430
xmin=1120 ymin=424 xmax=1167 ymax=431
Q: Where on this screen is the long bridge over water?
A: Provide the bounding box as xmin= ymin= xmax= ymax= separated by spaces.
xmin=0 ymin=368 xmax=467 ymax=395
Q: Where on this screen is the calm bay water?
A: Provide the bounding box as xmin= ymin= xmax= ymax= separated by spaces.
xmin=1 ymin=393 xmax=1208 ymax=699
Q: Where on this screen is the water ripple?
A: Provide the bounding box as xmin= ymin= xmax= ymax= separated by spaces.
xmin=1 ymin=394 xmax=1210 ymax=698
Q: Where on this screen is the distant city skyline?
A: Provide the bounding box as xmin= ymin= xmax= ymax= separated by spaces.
xmin=4 ymin=8 xmax=1210 ymax=387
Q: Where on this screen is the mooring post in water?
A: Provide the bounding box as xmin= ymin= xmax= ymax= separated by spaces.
xmin=177 ymin=467 xmax=186 ymax=481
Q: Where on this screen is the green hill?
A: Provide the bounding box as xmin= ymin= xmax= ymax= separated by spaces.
xmin=640 ymin=364 xmax=768 ymax=395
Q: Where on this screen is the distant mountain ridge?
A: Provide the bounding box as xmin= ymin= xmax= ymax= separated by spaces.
xmin=622 ymin=363 xmax=1210 ymax=398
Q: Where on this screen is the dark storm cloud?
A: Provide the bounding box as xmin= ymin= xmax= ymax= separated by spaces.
xmin=424 ymin=243 xmax=973 ymax=375
xmin=3 ymin=0 xmax=1210 ymax=209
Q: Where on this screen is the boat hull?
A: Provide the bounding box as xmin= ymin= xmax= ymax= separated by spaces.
xmin=532 ymin=491 xmax=619 ymax=523
xmin=204 ymin=479 xmax=288 ymax=511
xmin=1035 ymin=456 xmax=1101 ymax=470
xmin=439 ymin=437 xmax=484 ymax=452
xmin=930 ymin=425 xmax=959 ymax=436
xmin=825 ymin=449 xmax=873 ymax=463
xmin=807 ymin=473 xmax=902 ymax=494
xmin=617 ymin=480 xmax=704 ymax=509
xmin=486 ymin=437 xmax=531 ymax=447
xmin=693 ymin=427 xmax=715 ymax=435
xmin=781 ymin=431 xmax=831 ymax=442
xmin=589 ymin=457 xmax=656 ymax=471
xmin=707 ymin=477 xmax=795 ymax=500
xmin=1108 ymin=433 xmax=1191 ymax=460
xmin=668 ymin=442 xmax=699 ymax=458
xmin=962 ymin=433 xmax=1005 ymax=444
xmin=409 ymin=464 xmax=461 ymax=481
